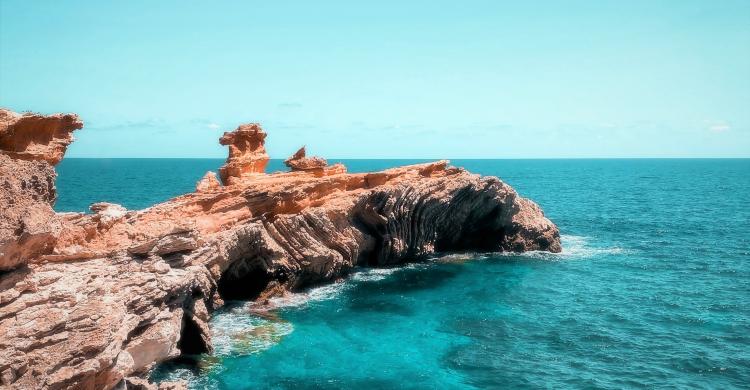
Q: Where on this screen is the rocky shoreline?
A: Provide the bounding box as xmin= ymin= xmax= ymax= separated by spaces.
xmin=0 ymin=108 xmax=560 ymax=390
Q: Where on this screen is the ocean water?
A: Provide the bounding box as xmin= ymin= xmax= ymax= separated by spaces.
xmin=56 ymin=159 xmax=750 ymax=389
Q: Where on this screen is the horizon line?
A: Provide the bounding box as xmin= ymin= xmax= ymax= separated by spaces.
xmin=60 ymin=156 xmax=750 ymax=160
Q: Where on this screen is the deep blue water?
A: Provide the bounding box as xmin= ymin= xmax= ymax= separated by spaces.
xmin=56 ymin=159 xmax=750 ymax=389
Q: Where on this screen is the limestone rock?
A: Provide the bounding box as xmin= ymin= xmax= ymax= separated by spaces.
xmin=0 ymin=109 xmax=81 ymax=271
xmin=195 ymin=171 xmax=221 ymax=192
xmin=284 ymin=146 xmax=347 ymax=177
xmin=284 ymin=146 xmax=327 ymax=171
xmin=90 ymin=202 xmax=128 ymax=229
xmin=217 ymin=123 xmax=269 ymax=185
xmin=0 ymin=108 xmax=83 ymax=165
xmin=151 ymin=230 xmax=198 ymax=256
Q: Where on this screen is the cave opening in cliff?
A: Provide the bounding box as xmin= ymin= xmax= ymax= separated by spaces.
xmin=177 ymin=315 xmax=210 ymax=355
xmin=436 ymin=205 xmax=507 ymax=252
xmin=217 ymin=263 xmax=274 ymax=301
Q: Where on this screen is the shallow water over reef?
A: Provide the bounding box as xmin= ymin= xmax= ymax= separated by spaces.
xmin=56 ymin=159 xmax=750 ymax=388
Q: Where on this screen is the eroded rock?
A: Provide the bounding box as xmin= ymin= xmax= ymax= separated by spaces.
xmin=0 ymin=109 xmax=82 ymax=271
xmin=284 ymin=146 xmax=347 ymax=177
xmin=284 ymin=146 xmax=327 ymax=171
xmin=90 ymin=202 xmax=128 ymax=229
xmin=0 ymin=108 xmax=83 ymax=165
xmin=195 ymin=171 xmax=221 ymax=192
xmin=217 ymin=123 xmax=269 ymax=185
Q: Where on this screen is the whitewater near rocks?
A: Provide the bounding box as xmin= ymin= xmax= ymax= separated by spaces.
xmin=0 ymin=108 xmax=560 ymax=389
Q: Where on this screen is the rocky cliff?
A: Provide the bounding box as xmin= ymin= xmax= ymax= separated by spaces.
xmin=0 ymin=109 xmax=561 ymax=390
xmin=0 ymin=109 xmax=83 ymax=271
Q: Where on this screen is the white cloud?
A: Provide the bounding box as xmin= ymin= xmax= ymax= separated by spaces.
xmin=708 ymin=123 xmax=730 ymax=133
xmin=207 ymin=123 xmax=220 ymax=130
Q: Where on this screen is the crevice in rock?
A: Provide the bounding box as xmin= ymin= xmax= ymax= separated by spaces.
xmin=352 ymin=199 xmax=389 ymax=267
xmin=177 ymin=314 xmax=209 ymax=355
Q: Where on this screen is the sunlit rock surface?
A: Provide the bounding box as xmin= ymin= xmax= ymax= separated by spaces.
xmin=217 ymin=123 xmax=269 ymax=185
xmin=0 ymin=109 xmax=82 ymax=271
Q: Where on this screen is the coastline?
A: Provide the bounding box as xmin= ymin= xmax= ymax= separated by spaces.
xmin=0 ymin=109 xmax=560 ymax=389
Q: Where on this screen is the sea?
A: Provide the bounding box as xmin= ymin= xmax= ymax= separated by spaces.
xmin=55 ymin=159 xmax=750 ymax=389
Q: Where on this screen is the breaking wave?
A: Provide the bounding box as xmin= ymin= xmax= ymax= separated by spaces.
xmin=257 ymin=234 xmax=626 ymax=311
xmin=210 ymin=305 xmax=294 ymax=357
xmin=492 ymin=234 xmax=630 ymax=260
xmin=265 ymin=281 xmax=351 ymax=309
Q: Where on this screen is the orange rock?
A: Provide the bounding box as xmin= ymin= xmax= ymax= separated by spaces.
xmin=0 ymin=108 xmax=83 ymax=165
xmin=217 ymin=123 xmax=269 ymax=185
xmin=195 ymin=171 xmax=221 ymax=192
xmin=0 ymin=109 xmax=82 ymax=271
xmin=284 ymin=146 xmax=347 ymax=177
xmin=284 ymin=146 xmax=327 ymax=171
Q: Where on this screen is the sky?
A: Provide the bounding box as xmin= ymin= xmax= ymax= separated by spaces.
xmin=1 ymin=1 xmax=749 ymax=158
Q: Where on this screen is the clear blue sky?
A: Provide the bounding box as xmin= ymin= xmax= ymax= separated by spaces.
xmin=1 ymin=1 xmax=748 ymax=158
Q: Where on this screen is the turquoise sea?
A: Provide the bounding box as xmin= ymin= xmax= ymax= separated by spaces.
xmin=56 ymin=159 xmax=750 ymax=389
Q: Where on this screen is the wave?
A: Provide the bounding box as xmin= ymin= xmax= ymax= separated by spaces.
xmin=208 ymin=236 xmax=625 ymax=351
xmin=350 ymin=267 xmax=401 ymax=282
xmin=154 ymin=367 xmax=214 ymax=389
xmin=494 ymin=234 xmax=630 ymax=260
xmin=153 ymin=303 xmax=296 ymax=387
xmin=263 ymin=262 xmax=443 ymax=310
xmin=561 ymin=234 xmax=629 ymax=257
xmin=210 ymin=304 xmax=294 ymax=357
xmin=264 ymin=280 xmax=351 ymax=310
xmin=258 ymin=235 xmax=627 ymax=310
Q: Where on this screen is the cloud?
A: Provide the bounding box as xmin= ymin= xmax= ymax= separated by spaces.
xmin=89 ymin=118 xmax=226 ymax=133
xmin=88 ymin=118 xmax=167 ymax=131
xmin=277 ymin=102 xmax=303 ymax=109
xmin=708 ymin=123 xmax=730 ymax=133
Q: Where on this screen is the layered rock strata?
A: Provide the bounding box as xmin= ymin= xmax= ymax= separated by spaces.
xmin=0 ymin=109 xmax=83 ymax=165
xmin=0 ymin=109 xmax=83 ymax=271
xmin=0 ymin=109 xmax=561 ymax=390
xmin=217 ymin=123 xmax=269 ymax=185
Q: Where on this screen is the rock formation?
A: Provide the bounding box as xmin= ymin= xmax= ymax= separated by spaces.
xmin=284 ymin=146 xmax=327 ymax=170
xmin=195 ymin=171 xmax=221 ymax=193
xmin=0 ymin=109 xmax=82 ymax=271
xmin=0 ymin=108 xmax=561 ymax=390
xmin=283 ymin=146 xmax=347 ymax=177
xmin=217 ymin=123 xmax=269 ymax=185
xmin=0 ymin=109 xmax=83 ymax=165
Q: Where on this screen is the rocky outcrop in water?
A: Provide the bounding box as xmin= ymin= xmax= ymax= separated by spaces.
xmin=0 ymin=109 xmax=560 ymax=389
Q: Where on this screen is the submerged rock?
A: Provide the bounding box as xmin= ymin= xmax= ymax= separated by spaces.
xmin=0 ymin=108 xmax=561 ymax=389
